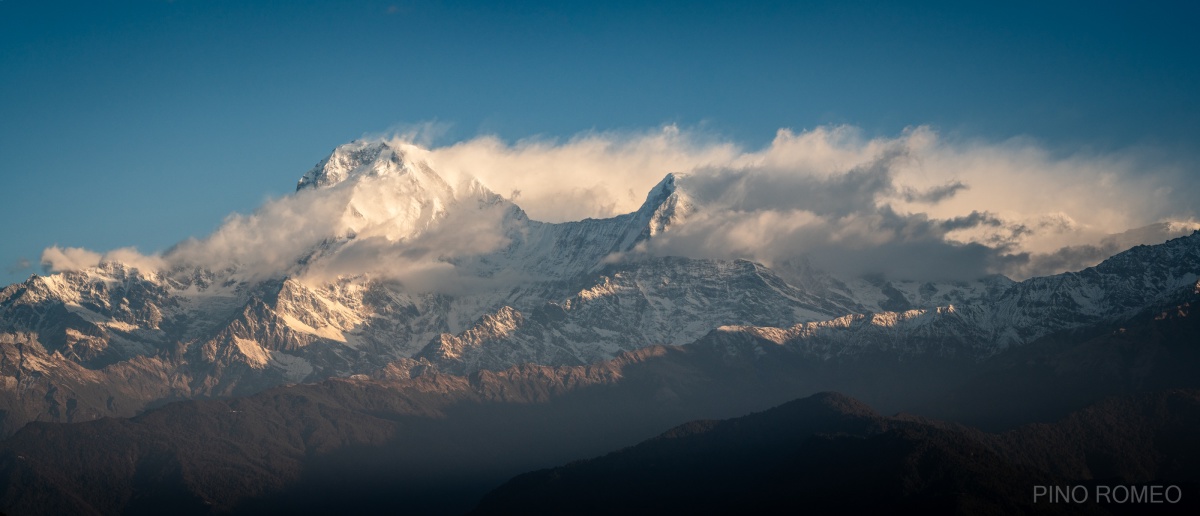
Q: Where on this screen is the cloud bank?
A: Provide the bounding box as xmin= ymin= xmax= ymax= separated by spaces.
xmin=417 ymin=125 xmax=1197 ymax=279
xmin=39 ymin=125 xmax=1200 ymax=285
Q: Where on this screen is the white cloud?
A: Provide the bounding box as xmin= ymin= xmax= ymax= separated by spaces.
xmin=41 ymin=246 xmax=102 ymax=273
xmin=37 ymin=125 xmax=1199 ymax=284
xmin=164 ymin=184 xmax=356 ymax=279
xmin=101 ymin=247 xmax=168 ymax=273
xmin=40 ymin=246 xmax=166 ymax=276
xmin=417 ymin=125 xmax=742 ymax=222
xmin=420 ymin=125 xmax=1198 ymax=279
xmin=292 ymin=198 xmax=519 ymax=293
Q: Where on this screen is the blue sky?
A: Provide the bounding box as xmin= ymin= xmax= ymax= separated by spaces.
xmin=2 ymin=0 xmax=1198 ymax=284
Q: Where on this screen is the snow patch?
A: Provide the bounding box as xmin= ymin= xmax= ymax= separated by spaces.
xmin=233 ymin=338 xmax=271 ymax=368
xmin=270 ymin=351 xmax=314 ymax=383
xmin=104 ymin=320 xmax=140 ymax=332
xmin=280 ymin=313 xmax=347 ymax=342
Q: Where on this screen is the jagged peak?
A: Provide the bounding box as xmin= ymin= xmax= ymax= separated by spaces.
xmin=296 ymin=139 xmax=502 ymax=204
xmin=297 ymin=140 xmax=458 ymax=193
xmin=299 ymin=140 xmax=389 ymax=191
xmin=635 ymin=173 xmax=696 ymax=237
xmin=636 ymin=173 xmax=684 ymax=211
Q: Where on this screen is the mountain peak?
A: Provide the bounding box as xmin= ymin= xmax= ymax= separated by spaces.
xmin=297 ymin=140 xmax=415 ymax=191
xmin=637 ymin=173 xmax=696 ymax=237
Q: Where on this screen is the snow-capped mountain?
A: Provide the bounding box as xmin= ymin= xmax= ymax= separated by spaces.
xmin=702 ymin=234 xmax=1200 ymax=361
xmin=1 ymin=139 xmax=1198 ymax=435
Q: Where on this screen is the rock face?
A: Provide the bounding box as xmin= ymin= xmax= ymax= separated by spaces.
xmin=1 ymin=138 xmax=1199 ymax=437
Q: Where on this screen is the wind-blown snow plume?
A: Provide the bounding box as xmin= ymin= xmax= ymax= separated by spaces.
xmin=39 ymin=125 xmax=1199 ymax=283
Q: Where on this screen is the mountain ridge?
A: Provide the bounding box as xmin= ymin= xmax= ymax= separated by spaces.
xmin=2 ymin=139 xmax=1198 ymax=438
xmin=1 ymin=266 xmax=1198 ymax=514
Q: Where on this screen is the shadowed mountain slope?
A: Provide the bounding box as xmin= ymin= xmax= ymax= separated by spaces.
xmin=473 ymin=390 xmax=1200 ymax=515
